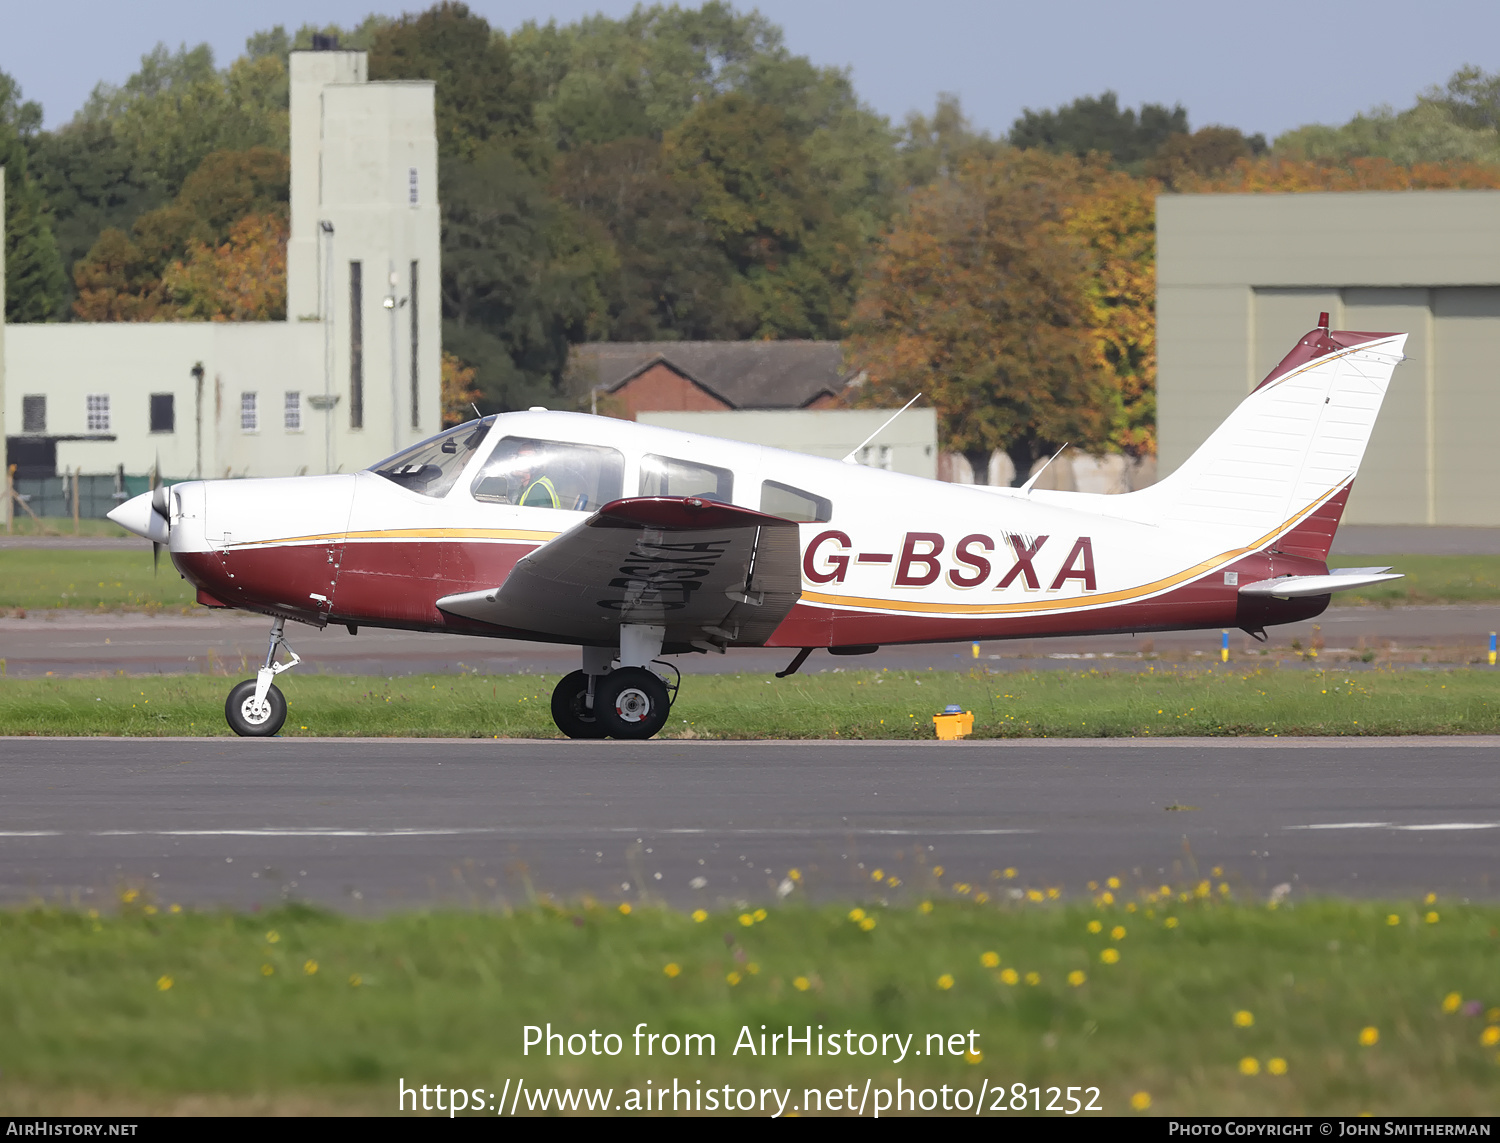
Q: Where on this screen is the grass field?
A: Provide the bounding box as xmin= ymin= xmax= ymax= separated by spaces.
xmin=0 ymin=550 xmax=1495 ymax=613
xmin=0 ymin=896 xmax=1495 ymax=1116
xmin=0 ymin=548 xmax=196 ymax=613
xmin=2 ymin=516 xmax=132 ymax=539
xmin=0 ymin=666 xmax=1496 ymax=738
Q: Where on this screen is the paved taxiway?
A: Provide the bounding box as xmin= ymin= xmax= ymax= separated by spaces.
xmin=2 ymin=737 xmax=1496 ymax=912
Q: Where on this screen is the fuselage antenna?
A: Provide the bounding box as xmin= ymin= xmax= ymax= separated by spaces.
xmin=841 ymin=393 xmax=923 ymax=465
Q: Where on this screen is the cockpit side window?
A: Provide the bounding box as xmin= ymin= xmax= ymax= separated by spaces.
xmin=371 ymin=418 xmax=493 ymax=497
xmin=639 ymin=454 xmax=733 ymax=503
xmin=471 ymin=436 xmax=625 ymax=511
xmin=760 ymin=479 xmax=832 ymax=523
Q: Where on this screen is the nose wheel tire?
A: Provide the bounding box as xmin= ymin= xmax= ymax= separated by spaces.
xmin=595 ymin=666 xmax=671 ymax=740
xmin=550 ymin=670 xmax=607 ymax=739
xmin=225 ymin=679 xmax=288 ymax=737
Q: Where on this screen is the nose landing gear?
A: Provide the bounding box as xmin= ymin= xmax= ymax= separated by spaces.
xmin=549 ymin=625 xmax=675 ymax=740
xmin=225 ymin=618 xmax=300 ymax=737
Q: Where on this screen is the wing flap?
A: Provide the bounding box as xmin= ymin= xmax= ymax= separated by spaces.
xmin=436 ymin=497 xmax=802 ymax=649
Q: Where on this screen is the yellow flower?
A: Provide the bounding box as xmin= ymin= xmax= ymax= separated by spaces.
xmin=1087 ymin=920 xmax=1103 ymax=934
xmin=1130 ymin=1091 xmax=1151 ymax=1110
xmin=303 ymin=960 xmax=318 ymax=975
xmin=143 ymin=905 xmax=158 ymax=916
xmin=663 ymin=963 xmax=681 ymax=978
xmin=888 ymin=876 xmax=902 ymax=887
xmin=747 ymin=963 xmax=759 ymax=975
xmin=1067 ymin=970 xmax=1086 ymax=987
xmin=957 ymin=883 xmax=973 ymax=895
xmin=692 ymin=909 xmax=708 ymax=923
xmin=121 ymin=890 xmax=138 ymax=904
xmin=1107 ymin=877 xmax=1120 ymax=890
xmin=1234 ymin=1010 xmax=1254 ymax=1027
xmin=937 ymin=974 xmax=955 ymax=990
xmin=793 ymin=976 xmax=810 ymax=992
xmin=1025 ymin=888 xmax=1042 ymax=902
xmin=965 ymin=1049 xmax=983 ymax=1064
xmin=1024 ymin=971 xmax=1041 ymax=986
xmin=1165 ymin=917 xmax=1179 ymax=929
xmin=980 ymin=951 xmax=1000 ymax=968
xmin=1239 ymin=1057 xmax=1260 ymax=1076
xmin=1386 ymin=914 xmax=1401 ymax=926
xmin=1268 ymin=1058 xmax=1288 ymax=1076
xmin=1425 ymin=911 xmax=1440 ymax=924
xmin=848 ymin=908 xmax=866 ymax=922
xmin=618 ymin=903 xmax=631 ymax=915
xmin=739 ymin=913 xmax=754 ymax=927
xmin=1100 ymin=948 xmax=1120 ymax=964
xmin=1110 ymin=925 xmax=1126 ymax=940
xmin=265 ymin=930 xmax=280 ymax=944
xmin=999 ymin=968 xmax=1019 ymax=985
xmin=169 ymin=904 xmax=182 ymax=914
xmin=726 ymin=971 xmax=741 ymax=986
xmin=1359 ymin=1026 xmax=1379 ymax=1046
xmin=932 ymin=865 xmax=945 ymax=877
xmin=1046 ymin=887 xmax=1060 ymax=899
xmin=973 ymin=891 xmax=988 ymax=903
xmin=1003 ymin=868 xmax=1017 ymax=879
xmin=261 ymin=964 xmax=274 ymax=976
xmin=753 ymin=908 xmax=767 ymax=922
xmin=859 ymin=916 xmax=876 ymax=931
xmin=788 ymin=869 xmax=801 ymax=881
xmin=1481 ymin=1026 xmax=1500 ymax=1047
xmin=919 ymin=901 xmax=933 ymax=914
xmin=1098 ymin=891 xmax=1114 ymax=905
xmin=349 ymin=974 xmax=362 ymax=987
xmin=871 ymin=868 xmax=884 ymax=881
xmin=1424 ymin=892 xmax=1437 ymax=905
xmin=1443 ymin=992 xmax=1463 ymax=1013
xmin=156 ymin=975 xmax=173 ymax=991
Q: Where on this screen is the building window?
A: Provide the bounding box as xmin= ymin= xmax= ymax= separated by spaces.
xmin=241 ymin=392 xmax=258 ymax=432
xmin=21 ymin=395 xmax=45 ymax=434
xmin=86 ymin=394 xmax=110 ymax=432
xmin=149 ymin=393 xmax=175 ymax=434
xmin=350 ymin=260 xmax=364 ymax=429
xmin=284 ymin=391 xmax=302 ymax=431
xmin=410 ymin=260 xmax=420 ymax=429
xmin=408 ymin=167 xmax=419 ymax=206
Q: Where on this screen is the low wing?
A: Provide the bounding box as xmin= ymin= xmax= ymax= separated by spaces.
xmin=1239 ymin=567 xmax=1401 ymax=599
xmin=436 ymin=497 xmax=802 ymax=651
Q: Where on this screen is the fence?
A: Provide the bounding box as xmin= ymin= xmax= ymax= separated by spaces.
xmin=10 ymin=474 xmax=182 ymax=520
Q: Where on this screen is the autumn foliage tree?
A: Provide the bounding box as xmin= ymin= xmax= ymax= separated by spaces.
xmin=846 ymin=151 xmax=1114 ymax=484
xmin=165 ymin=211 xmax=287 ymax=320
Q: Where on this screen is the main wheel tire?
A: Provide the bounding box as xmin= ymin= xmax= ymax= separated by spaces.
xmin=595 ymin=666 xmax=671 ymax=740
xmin=550 ymin=669 xmax=607 ymax=739
xmin=225 ymin=678 xmax=288 ymax=737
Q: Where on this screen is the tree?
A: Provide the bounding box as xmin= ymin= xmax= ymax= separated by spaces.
xmin=1064 ymin=173 xmax=1158 ymax=457
xmin=845 ymin=151 xmax=1112 ymax=484
xmin=70 ymin=146 xmax=288 ymax=320
xmin=165 ymin=211 xmax=288 ymax=321
xmin=553 ymin=137 xmax=751 ymax=340
xmin=1179 ymin=155 xmax=1500 ymax=193
xmin=1145 ymin=126 xmax=1266 ymax=188
xmin=0 ymin=70 xmax=67 ymax=321
xmin=897 ymin=94 xmax=1005 ymax=189
xmin=1010 ymin=92 xmax=1186 ymax=168
xmin=664 ymin=93 xmax=858 ymax=339
xmin=441 ymin=351 xmax=482 ymax=426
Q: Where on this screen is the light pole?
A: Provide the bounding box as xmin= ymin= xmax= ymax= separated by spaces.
xmin=308 ymin=220 xmax=339 ymax=474
xmin=383 ymin=263 xmax=407 ymax=455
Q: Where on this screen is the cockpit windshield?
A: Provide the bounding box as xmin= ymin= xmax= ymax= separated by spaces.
xmin=471 ymin=437 xmax=624 ymax=511
xmin=370 ymin=418 xmax=494 ymax=497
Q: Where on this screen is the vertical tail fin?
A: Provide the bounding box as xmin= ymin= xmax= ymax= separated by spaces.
xmin=1138 ymin=325 xmax=1407 ymax=547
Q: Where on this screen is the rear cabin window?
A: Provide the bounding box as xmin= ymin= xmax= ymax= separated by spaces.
xmin=639 ymin=454 xmax=733 ymax=502
xmin=471 ymin=437 xmax=625 ymax=511
xmin=372 ymin=417 xmax=493 ymax=497
xmin=760 ymin=480 xmax=832 ymax=523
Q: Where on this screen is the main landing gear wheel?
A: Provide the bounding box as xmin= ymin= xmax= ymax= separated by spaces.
xmin=550 ymin=670 xmax=607 ymax=739
xmin=595 ymin=666 xmax=671 ymax=740
xmin=225 ymin=679 xmax=287 ymax=737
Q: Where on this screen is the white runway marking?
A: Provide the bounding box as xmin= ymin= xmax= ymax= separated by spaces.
xmin=1287 ymin=822 xmax=1500 ymax=832
xmin=1394 ymin=823 xmax=1500 ymax=832
xmin=6 ymin=827 xmax=1038 ymax=839
xmin=1286 ymin=822 xmax=1392 ymax=830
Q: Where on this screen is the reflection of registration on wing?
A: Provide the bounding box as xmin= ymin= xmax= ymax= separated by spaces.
xmin=110 ymin=315 xmax=1407 ymax=741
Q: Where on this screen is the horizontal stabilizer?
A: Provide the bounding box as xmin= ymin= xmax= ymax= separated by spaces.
xmin=1239 ymin=570 xmax=1402 ymax=598
xmin=436 ymin=497 xmax=802 ymax=650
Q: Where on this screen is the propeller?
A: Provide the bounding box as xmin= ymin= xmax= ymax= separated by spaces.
xmin=150 ymin=484 xmax=170 ymax=573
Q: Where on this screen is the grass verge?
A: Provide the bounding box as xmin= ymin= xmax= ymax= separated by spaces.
xmin=0 ymin=548 xmax=196 ymax=613
xmin=0 ymin=667 xmax=1497 ymax=738
xmin=1 ymin=896 xmax=1495 ymax=1115
xmin=1330 ymin=554 xmax=1500 ymax=605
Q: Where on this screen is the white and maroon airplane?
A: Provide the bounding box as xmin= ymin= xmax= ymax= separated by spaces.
xmin=110 ymin=317 xmax=1405 ymax=740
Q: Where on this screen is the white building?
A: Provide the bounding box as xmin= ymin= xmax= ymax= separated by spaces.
xmin=0 ymin=48 xmax=441 ymax=482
